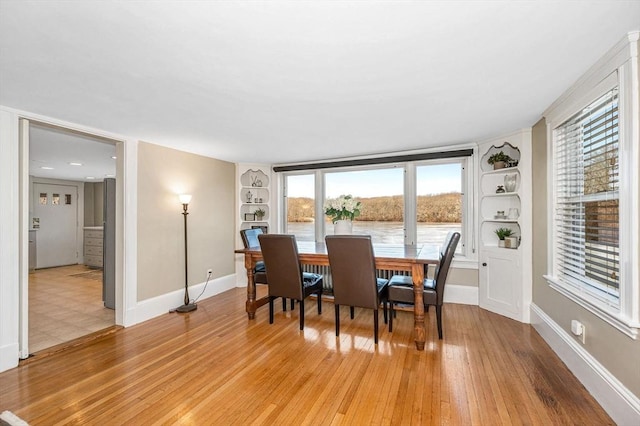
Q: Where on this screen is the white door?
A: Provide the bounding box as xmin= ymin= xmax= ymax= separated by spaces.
xmin=479 ymin=247 xmax=522 ymax=322
xmin=33 ymin=183 xmax=78 ymax=268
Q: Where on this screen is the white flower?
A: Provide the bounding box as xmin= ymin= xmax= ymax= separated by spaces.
xmin=324 ymin=195 xmax=361 ymax=223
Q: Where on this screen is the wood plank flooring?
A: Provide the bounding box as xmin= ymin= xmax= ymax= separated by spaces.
xmin=0 ymin=287 xmax=612 ymax=425
xmin=29 ymin=265 xmax=115 ymax=353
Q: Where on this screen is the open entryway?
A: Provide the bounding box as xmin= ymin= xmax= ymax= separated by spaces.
xmin=24 ymin=120 xmax=120 ymax=356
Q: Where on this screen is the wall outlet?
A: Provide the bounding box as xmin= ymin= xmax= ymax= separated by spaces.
xmin=207 ymin=269 xmax=213 ymax=276
xmin=571 ymin=320 xmax=586 ymax=344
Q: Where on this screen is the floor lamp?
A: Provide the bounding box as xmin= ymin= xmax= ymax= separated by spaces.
xmin=176 ymin=194 xmax=197 ymax=313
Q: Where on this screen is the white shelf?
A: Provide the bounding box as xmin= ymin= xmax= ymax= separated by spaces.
xmin=484 ymin=192 xmax=519 ymax=198
xmin=482 ymin=166 xmax=520 ymax=175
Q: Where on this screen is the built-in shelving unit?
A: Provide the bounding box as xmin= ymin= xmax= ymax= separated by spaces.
xmin=239 ymin=168 xmax=270 ymax=231
xmin=478 ymin=133 xmax=531 ymax=324
xmin=479 ymin=145 xmax=522 ymax=248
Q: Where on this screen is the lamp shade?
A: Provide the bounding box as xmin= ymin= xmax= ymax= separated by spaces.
xmin=179 ymin=194 xmax=192 ymax=204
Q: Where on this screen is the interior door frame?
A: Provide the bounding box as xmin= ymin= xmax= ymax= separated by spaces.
xmin=18 ymin=117 xmax=127 ymax=358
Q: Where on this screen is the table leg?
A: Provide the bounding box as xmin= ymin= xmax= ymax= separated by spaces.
xmin=412 ymin=263 xmax=426 ymax=350
xmin=244 ymin=255 xmax=257 ymax=320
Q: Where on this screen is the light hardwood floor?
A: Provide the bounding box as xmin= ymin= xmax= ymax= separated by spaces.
xmin=2 ymin=287 xmax=612 ymax=425
xmin=29 ymin=265 xmax=115 ymax=353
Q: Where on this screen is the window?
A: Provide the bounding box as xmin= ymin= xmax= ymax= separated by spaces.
xmin=416 ymin=162 xmax=463 ymax=250
xmin=280 ymin=152 xmax=473 ymax=260
xmin=553 ymin=89 xmax=619 ymax=302
xmin=325 ymin=167 xmax=404 ymax=243
xmin=545 ymin=33 xmax=640 ymax=338
xmin=284 ymin=173 xmax=315 ymax=241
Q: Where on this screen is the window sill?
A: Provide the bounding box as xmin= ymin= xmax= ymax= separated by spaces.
xmin=544 ymin=275 xmax=639 ymax=339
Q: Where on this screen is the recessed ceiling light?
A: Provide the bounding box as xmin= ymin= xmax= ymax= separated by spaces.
xmin=86 ymin=176 xmax=96 ymax=180
xmin=69 ymin=162 xmax=82 ymax=166
xmin=111 ymin=156 xmax=117 ymax=160
xmin=40 ymin=166 xmax=54 ymax=170
xmin=105 ymin=174 xmax=115 ymax=178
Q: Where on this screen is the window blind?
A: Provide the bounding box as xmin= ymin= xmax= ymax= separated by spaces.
xmin=554 ymin=87 xmax=619 ymax=300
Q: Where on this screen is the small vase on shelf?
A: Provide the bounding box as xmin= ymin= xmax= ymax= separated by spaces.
xmin=504 ymin=174 xmax=517 ymax=192
xmin=334 ymin=220 xmax=353 ymax=235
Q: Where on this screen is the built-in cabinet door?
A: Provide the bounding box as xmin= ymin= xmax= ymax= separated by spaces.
xmin=479 ymin=248 xmax=521 ymax=322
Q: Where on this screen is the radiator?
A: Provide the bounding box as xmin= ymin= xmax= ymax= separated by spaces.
xmin=302 ymin=264 xmax=411 ymax=294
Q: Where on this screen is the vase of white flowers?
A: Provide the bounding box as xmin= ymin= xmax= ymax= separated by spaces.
xmin=324 ymin=195 xmax=361 ymax=234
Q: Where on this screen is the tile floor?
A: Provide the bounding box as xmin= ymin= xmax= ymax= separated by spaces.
xmin=29 ymin=264 xmax=115 ymax=353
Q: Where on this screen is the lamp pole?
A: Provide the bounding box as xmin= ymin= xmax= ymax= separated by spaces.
xmin=176 ymin=195 xmax=197 ymax=313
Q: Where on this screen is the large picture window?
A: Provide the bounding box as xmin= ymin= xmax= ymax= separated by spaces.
xmin=281 ymin=153 xmax=472 ymax=259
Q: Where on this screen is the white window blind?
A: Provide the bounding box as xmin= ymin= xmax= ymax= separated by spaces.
xmin=553 ymin=88 xmax=619 ymax=302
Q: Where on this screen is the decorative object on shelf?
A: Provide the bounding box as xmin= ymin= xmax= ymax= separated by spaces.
xmin=505 ymin=236 xmax=519 ymax=249
xmin=244 ymin=213 xmax=256 ymax=221
xmin=254 ymin=208 xmax=265 ymax=220
xmin=256 ymin=197 xmax=263 ymax=203
xmin=494 ymin=227 xmax=514 ymax=248
xmin=504 ymin=174 xmax=517 ymax=192
xmin=487 ymin=151 xmax=513 ymax=170
xmin=508 ymin=208 xmax=519 ymax=219
xmin=249 ymin=173 xmax=263 ymax=187
xmin=246 ymin=190 xmax=253 ymax=203
xmin=508 ymin=159 xmax=519 ymax=168
xmin=334 ymin=219 xmax=353 ymax=235
xmin=324 ymin=194 xmax=361 ymax=223
xmin=495 ymin=210 xmax=506 ymax=219
xmin=496 ymin=185 xmax=505 ymax=193
xmin=175 ymin=194 xmax=197 ymax=313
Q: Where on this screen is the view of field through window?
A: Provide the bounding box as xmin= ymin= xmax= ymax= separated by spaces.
xmin=285 ymin=164 xmax=462 ymax=244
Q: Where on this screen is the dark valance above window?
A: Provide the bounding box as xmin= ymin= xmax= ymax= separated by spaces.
xmin=272 ymin=149 xmax=473 ymax=172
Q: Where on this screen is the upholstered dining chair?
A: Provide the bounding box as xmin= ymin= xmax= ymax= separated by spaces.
xmin=325 ymin=235 xmax=388 ymax=344
xmin=241 ymin=228 xmax=296 ymax=311
xmin=240 ymin=228 xmax=268 ymax=284
xmin=387 ymin=231 xmax=460 ymax=339
xmin=258 ymin=234 xmax=323 ymax=330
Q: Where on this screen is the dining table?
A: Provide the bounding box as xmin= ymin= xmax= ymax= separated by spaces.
xmin=235 ymin=241 xmax=440 ymax=350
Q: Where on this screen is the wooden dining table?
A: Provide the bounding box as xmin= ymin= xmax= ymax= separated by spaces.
xmin=235 ymin=241 xmax=440 ymax=350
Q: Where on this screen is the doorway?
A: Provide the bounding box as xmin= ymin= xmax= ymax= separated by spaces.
xmin=26 ymin=121 xmax=119 ymax=355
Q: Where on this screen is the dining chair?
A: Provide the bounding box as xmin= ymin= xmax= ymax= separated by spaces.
xmin=325 ymin=235 xmax=388 ymax=344
xmin=240 ymin=228 xmax=268 ymax=284
xmin=387 ymin=231 xmax=460 ymax=339
xmin=241 ymin=228 xmax=296 ymax=311
xmin=258 ymin=234 xmax=323 ymax=330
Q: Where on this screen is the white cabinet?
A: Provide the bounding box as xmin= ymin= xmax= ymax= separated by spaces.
xmin=478 ymin=132 xmax=531 ymax=323
xmin=83 ymin=226 xmax=103 ymax=268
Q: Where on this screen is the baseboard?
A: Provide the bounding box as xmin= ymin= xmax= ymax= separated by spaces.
xmin=132 ymin=274 xmax=236 ymax=325
xmin=530 ymin=303 xmax=640 ymax=425
xmin=444 ymin=284 xmax=478 ymax=305
xmin=0 ymin=342 xmax=19 ymax=373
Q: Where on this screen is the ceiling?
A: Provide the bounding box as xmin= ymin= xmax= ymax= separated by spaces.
xmin=1 ymin=1 xmax=639 ymax=166
xmin=29 ymin=123 xmax=116 ymax=182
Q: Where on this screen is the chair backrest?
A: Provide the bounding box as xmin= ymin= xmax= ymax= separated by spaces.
xmin=258 ymin=234 xmax=303 ymax=300
xmin=434 ymin=231 xmax=460 ymax=304
xmin=240 ymin=228 xmax=263 ymax=248
xmin=325 ymin=235 xmax=379 ymax=309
